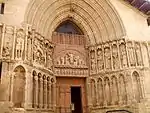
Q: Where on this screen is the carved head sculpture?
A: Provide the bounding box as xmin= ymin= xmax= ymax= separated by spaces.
xmin=97 ymin=49 xmax=102 ymax=56
xmin=17 ymin=30 xmax=25 ymax=38
xmin=90 ymin=50 xmax=95 ymax=59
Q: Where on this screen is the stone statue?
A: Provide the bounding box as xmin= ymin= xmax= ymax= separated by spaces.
xmin=135 ymin=44 xmax=142 ymax=66
xmin=105 ymin=79 xmax=111 ymax=105
xmin=60 ymin=56 xmax=65 ymax=65
xmin=120 ymin=44 xmax=127 ymax=68
xmin=57 ymin=53 xmax=86 ymax=67
xmin=128 ymin=43 xmax=136 ymax=66
xmin=97 ymin=49 xmax=104 ymax=71
xmin=112 ymin=45 xmax=119 ymax=69
xmin=90 ymin=50 xmax=96 ymax=72
xmin=47 ymin=51 xmax=53 ymax=70
xmin=66 ymin=52 xmax=74 ymax=65
xmin=16 ymin=38 xmax=24 ymax=59
xmin=105 ymin=48 xmax=111 ymax=70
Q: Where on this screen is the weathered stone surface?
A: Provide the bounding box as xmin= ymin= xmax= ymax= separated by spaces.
xmin=0 ymin=0 xmax=149 ymax=113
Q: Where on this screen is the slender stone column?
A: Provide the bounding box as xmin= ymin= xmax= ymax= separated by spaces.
xmin=31 ymin=29 xmax=35 ymax=63
xmin=52 ymin=83 xmax=57 ymax=110
xmin=140 ymin=76 xmax=145 ymax=101
xmin=146 ymin=42 xmax=150 ymax=67
xmin=117 ymin=80 xmax=122 ymax=105
xmin=125 ymin=40 xmax=130 ymax=67
xmin=24 ymin=71 xmax=33 ymax=109
xmin=11 ymin=26 xmax=17 ymax=60
xmin=110 ymin=44 xmax=114 ymax=70
xmin=43 ymin=76 xmax=47 ymax=109
xmin=110 ymin=80 xmax=114 ymax=105
xmin=86 ymin=79 xmax=92 ymax=107
xmin=0 ymin=24 xmax=5 ymax=58
xmin=103 ymin=82 xmax=107 ymax=106
xmin=102 ymin=45 xmax=105 ymax=71
xmin=130 ymin=75 xmax=135 ymax=102
xmin=117 ymin=41 xmax=122 ymax=69
xmin=39 ymin=75 xmax=43 ymax=108
xmin=139 ymin=42 xmax=144 ymax=66
xmin=132 ymin=41 xmax=137 ymax=67
xmin=47 ymin=78 xmax=51 ymax=109
xmin=34 ymin=74 xmax=38 ymax=108
xmin=24 ymin=25 xmax=29 ymax=61
xmin=95 ymin=81 xmax=99 ymax=106
xmin=10 ymin=72 xmax=15 ymax=102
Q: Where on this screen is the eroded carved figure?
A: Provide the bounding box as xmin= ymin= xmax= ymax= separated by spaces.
xmin=16 ymin=31 xmax=25 ymax=59
xmin=128 ymin=43 xmax=136 ymax=66
xmin=97 ymin=49 xmax=104 ymax=71
xmin=57 ymin=52 xmax=86 ymax=67
xmin=90 ymin=50 xmax=96 ymax=72
xmin=120 ymin=44 xmax=127 ymax=68
xmin=112 ymin=45 xmax=119 ymax=69
xmin=105 ymin=48 xmax=111 ymax=70
xmin=47 ymin=50 xmax=53 ymax=70
xmin=2 ymin=42 xmax=10 ymax=58
xmin=135 ymin=44 xmax=142 ymax=66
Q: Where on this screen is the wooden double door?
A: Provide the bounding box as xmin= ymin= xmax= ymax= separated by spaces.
xmin=56 ymin=77 xmax=87 ymax=113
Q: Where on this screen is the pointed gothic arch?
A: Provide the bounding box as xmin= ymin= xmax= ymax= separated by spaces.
xmin=25 ymin=0 xmax=126 ymax=44
xmin=132 ymin=71 xmax=142 ymax=102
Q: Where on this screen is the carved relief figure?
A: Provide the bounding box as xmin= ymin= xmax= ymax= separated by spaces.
xmin=120 ymin=43 xmax=128 ymax=68
xmin=128 ymin=42 xmax=136 ymax=66
xmin=56 ymin=52 xmax=86 ymax=67
xmin=135 ymin=43 xmax=142 ymax=66
xmin=2 ymin=42 xmax=10 ymax=58
xmin=104 ymin=47 xmax=111 ymax=70
xmin=90 ymin=50 xmax=96 ymax=72
xmin=33 ymin=38 xmax=45 ymax=65
xmin=112 ymin=45 xmax=119 ymax=69
xmin=97 ymin=48 xmax=104 ymax=71
xmin=27 ymin=33 xmax=32 ymax=61
xmin=16 ymin=30 xmax=25 ymax=59
xmin=66 ymin=52 xmax=74 ymax=65
xmin=47 ymin=50 xmax=53 ymax=70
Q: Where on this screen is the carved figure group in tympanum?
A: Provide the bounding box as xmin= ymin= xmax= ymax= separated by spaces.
xmin=57 ymin=52 xmax=86 ymax=67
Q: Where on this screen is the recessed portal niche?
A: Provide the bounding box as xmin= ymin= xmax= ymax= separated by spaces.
xmin=55 ymin=20 xmax=83 ymax=35
xmin=52 ymin=20 xmax=86 ymax=45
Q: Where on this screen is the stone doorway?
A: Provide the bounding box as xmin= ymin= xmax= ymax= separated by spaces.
xmin=56 ymin=77 xmax=87 ymax=113
xmin=71 ymin=86 xmax=82 ymax=113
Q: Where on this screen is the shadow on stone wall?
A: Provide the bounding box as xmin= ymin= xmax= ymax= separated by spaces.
xmin=0 ymin=84 xmax=12 ymax=113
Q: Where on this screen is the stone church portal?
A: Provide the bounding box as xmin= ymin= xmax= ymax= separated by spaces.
xmin=0 ymin=0 xmax=150 ymax=113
